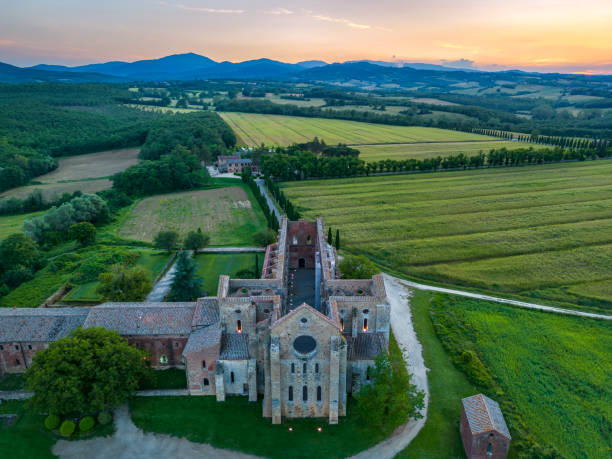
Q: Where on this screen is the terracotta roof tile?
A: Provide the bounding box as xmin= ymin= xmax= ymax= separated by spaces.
xmin=219 ymin=333 xmax=249 ymax=360
xmin=462 ymin=394 xmax=511 ymax=439
xmin=0 ymin=308 xmax=88 ymax=342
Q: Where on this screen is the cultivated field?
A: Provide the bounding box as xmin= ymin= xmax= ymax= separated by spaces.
xmin=282 ymin=160 xmax=612 ymax=309
xmin=193 ymin=253 xmax=259 ymax=296
xmin=357 ymin=141 xmax=546 ymax=162
xmin=427 ymin=294 xmax=612 ymax=458
xmin=118 ymin=186 xmax=268 ymax=246
xmin=0 ymin=211 xmax=43 ymax=240
xmin=0 ymin=148 xmax=140 ymax=200
xmin=219 ymin=112 xmax=495 ymax=146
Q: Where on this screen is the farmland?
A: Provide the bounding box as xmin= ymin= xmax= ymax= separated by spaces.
xmin=420 ymin=293 xmax=612 ymax=458
xmin=219 ymin=112 xmax=494 ymax=147
xmin=193 ymin=253 xmax=259 ymax=296
xmin=118 ymin=186 xmax=268 ymax=246
xmin=358 ymin=141 xmax=546 ymax=162
xmin=282 ymin=160 xmax=612 ymax=309
xmin=0 ymin=148 xmax=140 ymax=200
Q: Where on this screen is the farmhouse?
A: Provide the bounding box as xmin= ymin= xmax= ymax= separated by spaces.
xmin=461 ymin=394 xmax=511 ymax=459
xmin=0 ymin=217 xmax=390 ymax=424
xmin=216 ymin=153 xmax=258 ymax=174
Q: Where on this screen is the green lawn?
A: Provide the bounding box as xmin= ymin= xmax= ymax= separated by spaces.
xmin=0 ymin=401 xmax=55 ymax=459
xmin=139 ymin=369 xmax=187 ymax=390
xmin=358 ymin=141 xmax=546 ymax=162
xmin=398 ymin=291 xmax=478 ymax=458
xmin=130 ymin=396 xmax=388 ymax=458
xmin=193 ymin=253 xmax=259 ymax=296
xmin=220 ymin=112 xmax=495 ymax=147
xmin=424 ymin=293 xmax=612 ymax=458
xmin=282 ymin=160 xmax=612 ymax=310
xmin=0 ymin=211 xmax=43 ymax=240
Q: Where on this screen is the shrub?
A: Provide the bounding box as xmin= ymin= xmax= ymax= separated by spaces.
xmin=44 ymin=414 xmax=60 ymax=430
xmin=98 ymin=412 xmax=112 ymax=425
xmin=59 ymin=420 xmax=76 ymax=437
xmin=78 ymin=416 xmax=95 ymax=433
xmin=253 ymin=229 xmax=277 ymax=246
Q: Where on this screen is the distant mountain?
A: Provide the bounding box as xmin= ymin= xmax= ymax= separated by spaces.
xmin=296 ymin=60 xmax=328 ymax=69
xmin=0 ymin=62 xmax=124 ymax=83
xmin=346 ymin=59 xmax=478 ymax=72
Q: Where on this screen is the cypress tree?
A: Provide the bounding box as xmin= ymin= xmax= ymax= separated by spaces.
xmin=327 ymin=227 xmax=332 ymax=244
xmin=335 ymin=229 xmax=340 ymax=250
xmin=168 ymin=251 xmax=203 ymax=301
xmin=254 ymin=254 xmax=259 ymax=278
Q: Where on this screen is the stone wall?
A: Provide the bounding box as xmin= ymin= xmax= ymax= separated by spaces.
xmin=185 ymin=341 xmax=221 ymax=395
xmin=460 ymin=408 xmax=510 ymax=459
xmin=127 ymin=335 xmax=188 ymax=368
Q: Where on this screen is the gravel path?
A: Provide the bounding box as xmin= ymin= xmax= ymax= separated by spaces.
xmin=350 ymin=274 xmax=429 ymax=458
xmin=53 ymin=405 xmax=259 ymax=459
xmin=396 ymin=277 xmax=612 ymax=320
xmin=255 ymin=179 xmax=282 ymax=224
xmin=145 ymin=251 xmax=192 ymax=302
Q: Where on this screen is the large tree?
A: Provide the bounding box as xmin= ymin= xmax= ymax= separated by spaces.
xmin=355 ymin=347 xmax=424 ymax=434
xmin=69 ymin=221 xmax=97 ymax=246
xmin=97 ymin=264 xmax=152 ymax=301
xmin=183 ymin=228 xmax=210 ymax=251
xmin=154 ymin=230 xmax=179 ymax=253
xmin=25 ymin=327 xmax=150 ymax=417
xmin=168 ymin=251 xmax=203 ymax=301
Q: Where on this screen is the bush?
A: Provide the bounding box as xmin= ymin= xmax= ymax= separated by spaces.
xmin=253 ymin=229 xmax=277 ymax=246
xmin=98 ymin=412 xmax=112 ymax=425
xmin=59 ymin=420 xmax=76 ymax=437
xmin=78 ymin=416 xmax=95 ymax=433
xmin=44 ymin=414 xmax=60 ymax=430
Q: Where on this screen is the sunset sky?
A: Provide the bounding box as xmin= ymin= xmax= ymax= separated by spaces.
xmin=2 ymin=0 xmax=612 ymax=74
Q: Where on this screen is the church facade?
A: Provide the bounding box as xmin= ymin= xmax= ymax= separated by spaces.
xmin=0 ymin=217 xmax=390 ymax=424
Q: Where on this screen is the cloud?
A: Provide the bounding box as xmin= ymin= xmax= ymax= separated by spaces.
xmin=265 ymin=7 xmax=293 ymax=15
xmin=442 ymin=43 xmax=465 ymax=50
xmin=441 ymin=58 xmax=475 ymax=68
xmin=311 ymin=14 xmax=371 ymax=30
xmin=159 ymin=1 xmax=244 ymax=14
xmin=0 ymin=40 xmax=15 ymax=46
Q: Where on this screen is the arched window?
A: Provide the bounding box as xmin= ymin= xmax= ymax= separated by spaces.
xmin=363 ymin=318 xmax=368 ymax=332
xmin=317 ymin=386 xmax=322 ymax=401
xmin=292 ymin=236 xmax=298 ymax=245
xmin=236 ymin=319 xmax=242 ymax=333
xmin=366 ymin=366 xmax=371 ymax=381
xmin=306 ymin=235 xmax=312 ymax=245
xmin=303 ymin=362 xmax=307 ymax=374
xmin=230 ymin=372 xmax=235 ymax=383
xmin=340 ymin=318 xmax=344 ymax=331
xmin=202 ymin=360 xmax=206 ymax=369
xmin=159 ymin=355 xmax=168 ymax=364
xmin=291 ymin=362 xmax=295 ymax=373
xmin=486 ymin=442 xmax=493 ymax=456
xmin=288 ymin=386 xmax=293 ymax=401
xmin=203 ymin=378 xmax=209 ymax=386
xmin=303 ymin=385 xmax=308 ymax=401
xmin=315 ymin=363 xmax=319 ymax=373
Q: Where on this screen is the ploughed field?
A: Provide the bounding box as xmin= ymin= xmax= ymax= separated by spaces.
xmin=219 ymin=112 xmax=494 ymax=146
xmin=0 ymin=148 xmax=140 ymax=200
xmin=358 ymin=141 xmax=547 ymax=162
xmin=282 ymin=160 xmax=612 ymax=310
xmin=118 ymin=186 xmax=268 ymax=246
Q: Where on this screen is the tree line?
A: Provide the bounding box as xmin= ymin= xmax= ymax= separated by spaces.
xmin=241 ymin=171 xmax=279 ymax=231
xmin=261 ymin=146 xmax=609 ymax=181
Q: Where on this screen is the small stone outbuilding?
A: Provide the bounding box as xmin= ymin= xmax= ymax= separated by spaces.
xmin=461 ymin=394 xmax=511 ymax=459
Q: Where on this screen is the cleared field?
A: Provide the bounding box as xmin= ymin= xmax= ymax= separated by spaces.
xmin=1 ymin=148 xmax=139 ymax=200
xmin=118 ymin=186 xmax=268 ymax=246
xmin=193 ymin=253 xmax=258 ymax=296
xmin=0 ymin=211 xmax=43 ymax=240
xmin=358 ymin=141 xmax=546 ymax=162
xmin=219 ymin=112 xmax=495 ymax=147
xmin=282 ymin=160 xmax=612 ymax=309
xmin=427 ymin=294 xmax=612 ymax=458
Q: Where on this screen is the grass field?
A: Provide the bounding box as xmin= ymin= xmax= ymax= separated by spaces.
xmin=0 ymin=211 xmax=43 ymax=240
xmin=219 ymin=112 xmax=495 ymax=147
xmin=423 ymin=293 xmax=612 ymax=458
xmin=193 ymin=253 xmax=259 ymax=296
xmin=357 ymin=141 xmax=546 ymax=162
xmin=0 ymin=148 xmax=139 ymax=200
xmin=118 ymin=186 xmax=268 ymax=246
xmin=282 ymin=160 xmax=612 ymax=309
